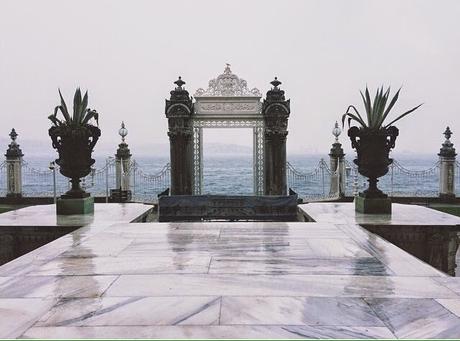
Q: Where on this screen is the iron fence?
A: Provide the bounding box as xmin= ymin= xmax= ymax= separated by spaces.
xmin=1 ymin=157 xmax=459 ymax=202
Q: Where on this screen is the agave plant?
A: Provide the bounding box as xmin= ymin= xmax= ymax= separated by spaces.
xmin=48 ymin=88 xmax=99 ymax=127
xmin=342 ymin=86 xmax=422 ymax=130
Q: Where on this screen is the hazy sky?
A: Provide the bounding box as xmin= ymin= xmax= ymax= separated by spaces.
xmin=1 ymin=0 xmax=459 ymax=157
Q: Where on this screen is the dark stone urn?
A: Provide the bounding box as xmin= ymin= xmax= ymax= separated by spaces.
xmin=49 ymin=124 xmax=101 ymax=198
xmin=348 ymin=126 xmax=399 ymax=213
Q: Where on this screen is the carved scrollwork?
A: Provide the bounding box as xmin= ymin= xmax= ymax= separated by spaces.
xmin=198 ymin=102 xmax=261 ymax=112
xmin=194 ymin=65 xmax=261 ymax=97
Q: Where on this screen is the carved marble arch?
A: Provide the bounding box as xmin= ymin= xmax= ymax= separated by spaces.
xmin=191 ymin=65 xmax=265 ymax=195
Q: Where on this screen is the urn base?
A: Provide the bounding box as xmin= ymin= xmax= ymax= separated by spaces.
xmin=56 ymin=196 xmax=94 ymax=215
xmin=355 ymin=195 xmax=391 ymax=214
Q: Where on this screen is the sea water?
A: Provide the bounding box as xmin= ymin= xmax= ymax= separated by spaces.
xmin=8 ymin=154 xmax=449 ymax=200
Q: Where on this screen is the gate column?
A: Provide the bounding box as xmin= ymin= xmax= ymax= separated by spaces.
xmin=263 ymin=78 xmax=291 ymax=196
xmin=165 ymin=77 xmax=194 ymax=195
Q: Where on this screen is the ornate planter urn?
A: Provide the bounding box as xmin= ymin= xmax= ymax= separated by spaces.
xmin=49 ymin=124 xmax=101 ymax=198
xmin=348 ymin=126 xmax=399 ymax=198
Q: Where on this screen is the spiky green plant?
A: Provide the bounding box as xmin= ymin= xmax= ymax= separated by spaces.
xmin=48 ymin=88 xmax=99 ymax=127
xmin=342 ymin=86 xmax=422 ymax=130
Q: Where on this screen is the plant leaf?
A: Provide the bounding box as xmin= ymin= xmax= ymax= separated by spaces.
xmin=73 ymin=88 xmax=82 ymax=125
xmin=344 ymin=105 xmax=367 ymax=127
xmin=360 ymin=90 xmax=371 ymax=126
xmin=342 ymin=112 xmax=367 ymax=128
xmin=81 ymin=109 xmax=99 ymax=126
xmin=81 ymin=91 xmax=88 ymax=122
xmin=379 ymin=87 xmax=401 ymax=126
xmin=371 ymin=86 xmax=382 ymax=128
xmin=375 ymin=87 xmax=392 ymax=128
xmin=58 ymin=89 xmax=71 ymax=124
xmin=364 ymin=86 xmax=372 ymax=126
xmin=384 ymin=103 xmax=423 ymax=128
xmin=48 ymin=114 xmax=62 ymax=127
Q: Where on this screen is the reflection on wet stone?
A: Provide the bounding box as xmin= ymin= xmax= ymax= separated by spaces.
xmin=2 ymin=203 xmax=460 ymax=338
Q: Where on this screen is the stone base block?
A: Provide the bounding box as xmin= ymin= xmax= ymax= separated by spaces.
xmin=355 ymin=196 xmax=391 ymax=214
xmin=110 ymin=189 xmax=132 ymax=203
xmin=439 ymin=193 xmax=456 ymax=202
xmin=56 ymin=196 xmax=94 ymax=215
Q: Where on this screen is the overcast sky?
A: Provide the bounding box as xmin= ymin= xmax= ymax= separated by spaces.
xmin=1 ymin=0 xmax=459 ymax=157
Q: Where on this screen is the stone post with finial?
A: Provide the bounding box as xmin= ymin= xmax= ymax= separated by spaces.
xmin=262 ymin=77 xmax=291 ymax=196
xmin=111 ymin=121 xmax=132 ymax=202
xmin=115 ymin=122 xmax=131 ymax=190
xmin=438 ymin=126 xmax=456 ymax=200
xmin=5 ymin=128 xmax=24 ymax=198
xmin=165 ymin=76 xmax=194 ymax=195
xmin=329 ymin=121 xmax=345 ymax=197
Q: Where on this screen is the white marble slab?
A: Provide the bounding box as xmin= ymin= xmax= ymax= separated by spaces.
xmin=301 ymin=202 xmax=460 ymax=227
xmin=0 ymin=275 xmax=117 ymax=298
xmin=21 ymin=325 xmax=396 ymax=339
xmin=0 ymin=298 xmax=55 ymax=338
xmin=28 ymin=256 xmax=211 ymax=276
xmin=35 ymin=296 xmax=221 ymax=327
xmin=209 ymin=256 xmax=390 ymax=275
xmin=434 ymin=277 xmax=460 ymax=295
xmin=365 ymin=298 xmax=460 ymax=338
xmin=105 ymin=274 xmax=457 ymax=298
xmin=1 ymin=203 xmax=459 ymax=338
xmin=0 ymin=203 xmax=151 ymax=227
xmin=221 ymin=296 xmax=384 ymax=326
xmin=436 ymin=298 xmax=460 ymax=317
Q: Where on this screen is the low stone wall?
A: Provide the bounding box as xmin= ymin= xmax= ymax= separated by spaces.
xmin=364 ymin=224 xmax=460 ymax=276
xmin=159 ymin=195 xmax=299 ymax=222
xmin=0 ymin=225 xmax=79 ymax=266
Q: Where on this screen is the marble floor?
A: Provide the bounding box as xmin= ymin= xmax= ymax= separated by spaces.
xmin=1 ymin=203 xmax=460 ymax=338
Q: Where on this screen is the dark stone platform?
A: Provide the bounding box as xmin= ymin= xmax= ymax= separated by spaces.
xmin=158 ymin=195 xmax=298 ymax=222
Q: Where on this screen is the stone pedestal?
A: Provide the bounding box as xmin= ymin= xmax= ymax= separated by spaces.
xmin=56 ymin=196 xmax=94 ymax=215
xmin=355 ymin=195 xmax=391 ymax=214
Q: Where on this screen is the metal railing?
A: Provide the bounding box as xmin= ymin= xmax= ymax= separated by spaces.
xmin=344 ymin=159 xmax=443 ymax=197
xmin=287 ymin=159 xmax=341 ymax=201
xmin=1 ymin=157 xmax=459 ymax=202
xmin=2 ymin=158 xmax=170 ymax=203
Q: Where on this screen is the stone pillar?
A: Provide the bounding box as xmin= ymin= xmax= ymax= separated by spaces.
xmin=438 ymin=126 xmax=456 ymax=200
xmin=329 ymin=122 xmax=345 ymax=197
xmin=165 ymin=77 xmax=194 ymax=195
xmin=115 ymin=122 xmax=131 ymax=190
xmin=263 ymin=77 xmax=291 ymax=196
xmin=5 ymin=129 xmax=23 ymax=198
xmin=111 ymin=122 xmax=132 ymax=202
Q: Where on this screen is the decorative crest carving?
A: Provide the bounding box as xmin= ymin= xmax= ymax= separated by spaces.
xmin=195 ymin=64 xmax=261 ymax=97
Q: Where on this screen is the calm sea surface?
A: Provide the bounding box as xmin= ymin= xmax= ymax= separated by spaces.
xmin=10 ymin=154 xmax=449 ymax=199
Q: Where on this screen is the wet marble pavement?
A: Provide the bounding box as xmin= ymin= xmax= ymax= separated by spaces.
xmin=1 ymin=204 xmax=460 ymax=338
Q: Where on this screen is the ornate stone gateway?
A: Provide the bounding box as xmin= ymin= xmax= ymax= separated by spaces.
xmin=165 ymin=65 xmax=290 ymax=196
